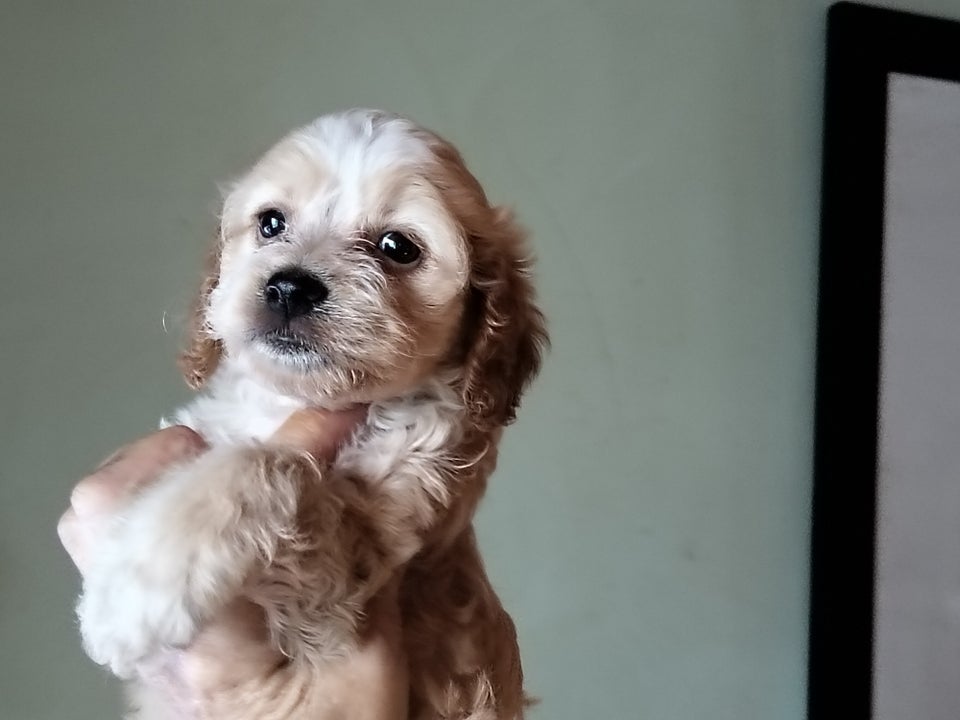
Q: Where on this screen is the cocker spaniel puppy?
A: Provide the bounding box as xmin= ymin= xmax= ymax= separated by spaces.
xmin=77 ymin=109 xmax=547 ymax=720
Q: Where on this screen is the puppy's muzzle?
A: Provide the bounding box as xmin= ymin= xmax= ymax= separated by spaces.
xmin=264 ymin=269 xmax=328 ymax=320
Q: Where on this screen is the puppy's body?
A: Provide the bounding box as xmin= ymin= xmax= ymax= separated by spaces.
xmin=77 ymin=110 xmax=545 ymax=720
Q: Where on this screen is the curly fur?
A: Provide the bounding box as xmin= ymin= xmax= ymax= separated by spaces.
xmin=76 ymin=110 xmax=547 ymax=719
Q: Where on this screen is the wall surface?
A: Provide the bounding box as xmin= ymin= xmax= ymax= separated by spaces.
xmin=2 ymin=1 xmax=959 ymax=718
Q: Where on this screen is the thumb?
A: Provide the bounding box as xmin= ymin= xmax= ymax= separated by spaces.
xmin=270 ymin=406 xmax=368 ymax=461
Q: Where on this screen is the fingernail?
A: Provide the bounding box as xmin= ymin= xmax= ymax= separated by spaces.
xmin=56 ymin=512 xmax=86 ymax=571
xmin=56 ymin=512 xmax=77 ymax=547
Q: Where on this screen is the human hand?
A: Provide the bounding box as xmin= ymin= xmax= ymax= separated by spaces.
xmin=58 ymin=407 xmax=365 ymax=574
xmin=57 ymin=407 xmax=409 ymax=719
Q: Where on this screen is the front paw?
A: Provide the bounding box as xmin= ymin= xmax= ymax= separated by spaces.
xmin=77 ymin=542 xmax=199 ymax=678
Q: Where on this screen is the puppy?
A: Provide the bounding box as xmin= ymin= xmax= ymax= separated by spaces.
xmin=77 ymin=109 xmax=547 ymax=719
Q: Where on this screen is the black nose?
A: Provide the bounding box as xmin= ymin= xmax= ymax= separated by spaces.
xmin=263 ymin=269 xmax=328 ymax=319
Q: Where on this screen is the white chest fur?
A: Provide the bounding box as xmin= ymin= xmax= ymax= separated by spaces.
xmin=165 ymin=368 xmax=308 ymax=445
xmin=164 ymin=365 xmax=468 ymax=497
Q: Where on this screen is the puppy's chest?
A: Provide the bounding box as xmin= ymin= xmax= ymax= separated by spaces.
xmin=167 ymin=373 xmax=462 ymax=482
xmin=166 ymin=380 xmax=306 ymax=445
xmin=173 ymin=393 xmax=417 ymax=482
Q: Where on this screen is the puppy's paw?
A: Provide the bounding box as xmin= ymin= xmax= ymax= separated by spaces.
xmin=74 ymin=447 xmax=282 ymax=678
xmin=77 ymin=536 xmax=200 ymax=678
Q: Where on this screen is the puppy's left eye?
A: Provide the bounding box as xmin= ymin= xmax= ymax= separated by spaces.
xmin=258 ymin=209 xmax=286 ymax=239
xmin=377 ymin=231 xmax=421 ymax=265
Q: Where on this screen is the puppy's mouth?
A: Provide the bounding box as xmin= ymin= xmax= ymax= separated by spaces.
xmin=254 ymin=327 xmax=319 ymax=357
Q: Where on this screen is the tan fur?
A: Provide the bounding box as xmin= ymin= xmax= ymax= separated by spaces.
xmin=178 ymin=233 xmax=224 ymax=390
xmin=77 ymin=111 xmax=547 ymax=720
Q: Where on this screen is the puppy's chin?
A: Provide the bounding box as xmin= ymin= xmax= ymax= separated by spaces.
xmin=228 ymin=339 xmax=434 ymax=408
xmin=253 ymin=329 xmax=324 ymax=367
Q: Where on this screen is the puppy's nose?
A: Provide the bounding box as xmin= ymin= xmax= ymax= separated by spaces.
xmin=263 ymin=269 xmax=328 ymax=319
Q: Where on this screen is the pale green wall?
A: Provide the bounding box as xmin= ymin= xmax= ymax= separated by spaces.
xmin=2 ymin=1 xmax=959 ymax=718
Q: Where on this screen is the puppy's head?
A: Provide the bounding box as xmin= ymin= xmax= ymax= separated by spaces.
xmin=181 ymin=110 xmax=546 ymax=427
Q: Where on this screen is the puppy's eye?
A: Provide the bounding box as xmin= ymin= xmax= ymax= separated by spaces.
xmin=258 ymin=209 xmax=286 ymax=239
xmin=377 ymin=231 xmax=421 ymax=265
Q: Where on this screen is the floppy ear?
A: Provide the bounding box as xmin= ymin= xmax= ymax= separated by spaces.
xmin=177 ymin=228 xmax=224 ymax=390
xmin=460 ymin=208 xmax=548 ymax=430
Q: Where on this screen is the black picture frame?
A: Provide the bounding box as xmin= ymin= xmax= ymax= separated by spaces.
xmin=809 ymin=3 xmax=960 ymax=718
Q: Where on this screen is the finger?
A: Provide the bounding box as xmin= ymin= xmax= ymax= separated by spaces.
xmin=271 ymin=406 xmax=368 ymax=460
xmin=58 ymin=507 xmax=103 ymax=574
xmin=57 ymin=508 xmax=86 ymax=570
xmin=70 ymin=426 xmax=207 ymax=517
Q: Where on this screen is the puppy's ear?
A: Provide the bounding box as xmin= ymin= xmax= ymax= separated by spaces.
xmin=460 ymin=209 xmax=548 ymax=430
xmin=178 ymin=228 xmax=224 ymax=390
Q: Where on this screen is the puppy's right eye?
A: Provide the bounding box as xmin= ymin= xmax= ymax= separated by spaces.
xmin=376 ymin=231 xmax=421 ymax=265
xmin=258 ymin=209 xmax=286 ymax=239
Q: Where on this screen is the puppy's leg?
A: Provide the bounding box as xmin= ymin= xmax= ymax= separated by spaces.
xmin=80 ymin=416 xmax=493 ymax=680
xmin=403 ymin=529 xmax=526 ymax=720
xmin=77 ymin=444 xmax=314 ymax=678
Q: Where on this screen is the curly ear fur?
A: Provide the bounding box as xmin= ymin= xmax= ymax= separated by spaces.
xmin=460 ymin=208 xmax=548 ymax=430
xmin=178 ymin=229 xmax=224 ymax=390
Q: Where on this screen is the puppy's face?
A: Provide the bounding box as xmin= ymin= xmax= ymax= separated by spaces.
xmin=207 ymin=113 xmax=471 ymax=402
xmin=184 ymin=110 xmax=546 ymax=423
